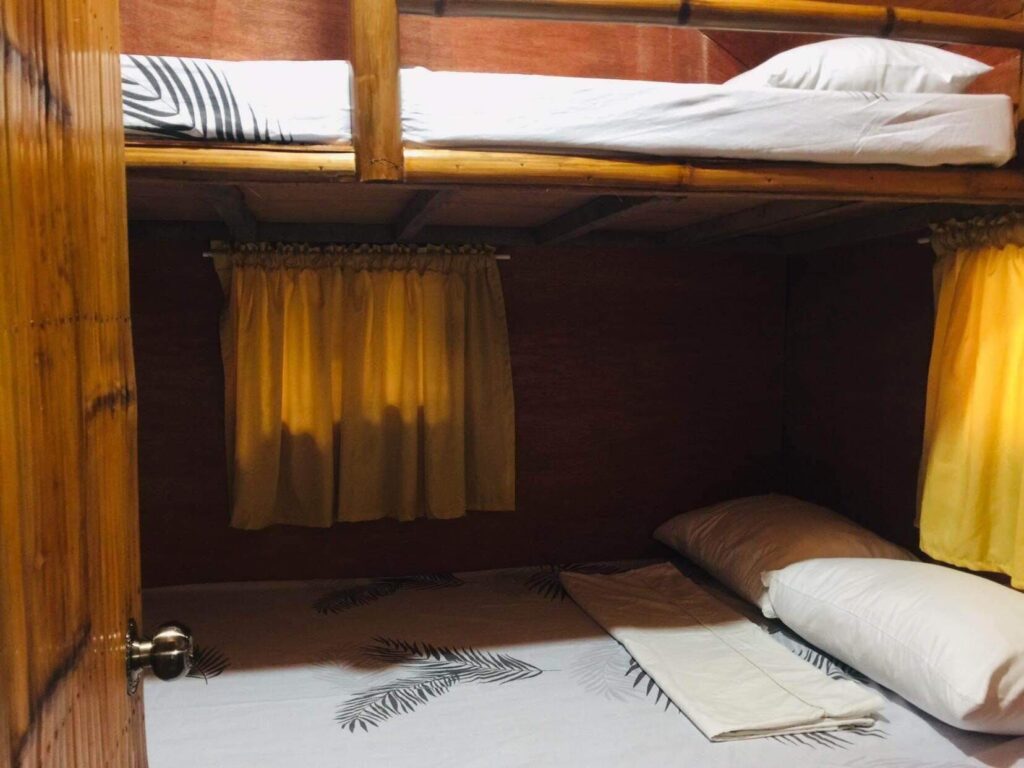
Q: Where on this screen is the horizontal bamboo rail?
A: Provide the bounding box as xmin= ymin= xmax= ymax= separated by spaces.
xmin=404 ymin=150 xmax=1024 ymax=204
xmin=399 ymin=0 xmax=1024 ymax=48
xmin=124 ymin=146 xmax=358 ymax=181
xmin=124 ymin=145 xmax=1024 ymax=204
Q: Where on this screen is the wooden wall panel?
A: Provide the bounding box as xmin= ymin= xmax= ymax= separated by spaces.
xmin=783 ymin=239 xmax=935 ymax=551
xmin=398 ymin=18 xmax=742 ymax=81
xmin=120 ymin=0 xmax=745 ymax=82
xmin=1 ymin=0 xmax=146 ymax=766
xmin=129 ymin=237 xmax=785 ymax=586
xmin=119 ymin=0 xmax=350 ymax=60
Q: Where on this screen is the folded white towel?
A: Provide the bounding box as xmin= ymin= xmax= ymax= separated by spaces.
xmin=561 ymin=563 xmax=884 ymax=742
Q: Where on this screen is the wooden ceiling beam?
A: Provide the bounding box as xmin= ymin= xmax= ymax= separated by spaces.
xmin=534 ymin=195 xmax=659 ymax=244
xmin=392 ymin=190 xmax=452 ymax=240
xmin=203 ymin=185 xmax=258 ymax=241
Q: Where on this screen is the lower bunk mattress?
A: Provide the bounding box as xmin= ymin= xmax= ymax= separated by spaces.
xmin=120 ymin=55 xmax=1015 ymax=167
xmin=143 ymin=561 xmax=1024 ymax=767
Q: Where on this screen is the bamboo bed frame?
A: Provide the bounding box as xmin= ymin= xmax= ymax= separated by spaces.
xmin=125 ymin=0 xmax=1024 ymax=241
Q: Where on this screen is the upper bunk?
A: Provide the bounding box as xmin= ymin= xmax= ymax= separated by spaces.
xmin=124 ymin=0 xmax=1024 ymax=249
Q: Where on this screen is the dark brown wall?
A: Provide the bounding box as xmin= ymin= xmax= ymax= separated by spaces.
xmin=130 ymin=238 xmax=786 ymax=586
xmin=782 ymin=240 xmax=935 ymax=551
xmin=119 ymin=0 xmax=744 ymax=83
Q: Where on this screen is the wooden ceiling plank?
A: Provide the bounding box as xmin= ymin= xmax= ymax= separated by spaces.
xmin=664 ymin=200 xmax=851 ymax=246
xmin=203 ymin=185 xmax=258 ymax=241
xmin=534 ymin=195 xmax=659 ymax=244
xmin=774 ymin=203 xmax=1010 ymax=253
xmin=392 ymin=190 xmax=451 ymax=240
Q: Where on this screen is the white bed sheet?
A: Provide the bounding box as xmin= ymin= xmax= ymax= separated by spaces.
xmin=143 ymin=562 xmax=1024 ymax=768
xmin=401 ymin=68 xmax=1016 ymax=167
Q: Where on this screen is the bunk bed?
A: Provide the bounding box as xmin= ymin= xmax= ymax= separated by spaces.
xmin=123 ymin=5 xmax=1024 ymax=766
xmin=124 ymin=0 xmax=1024 ymax=249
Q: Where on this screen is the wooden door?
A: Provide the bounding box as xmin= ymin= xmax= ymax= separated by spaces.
xmin=0 ymin=0 xmax=147 ymax=766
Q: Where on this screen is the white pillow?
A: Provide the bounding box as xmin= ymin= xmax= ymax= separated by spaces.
xmin=725 ymin=38 xmax=991 ymax=94
xmin=653 ymin=494 xmax=915 ymax=618
xmin=766 ymin=558 xmax=1024 ymax=734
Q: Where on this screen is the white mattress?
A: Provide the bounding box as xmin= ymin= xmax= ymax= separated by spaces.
xmin=121 ymin=56 xmax=1015 ymax=167
xmin=401 ymin=68 xmax=1015 ymax=167
xmin=143 ymin=561 xmax=1024 ymax=767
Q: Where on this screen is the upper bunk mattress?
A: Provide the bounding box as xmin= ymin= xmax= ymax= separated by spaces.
xmin=120 ymin=56 xmax=1016 ymax=167
xmin=402 ymin=68 xmax=1015 ymax=167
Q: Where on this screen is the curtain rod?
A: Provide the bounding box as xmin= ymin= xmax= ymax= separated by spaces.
xmin=202 ymin=251 xmax=511 ymax=260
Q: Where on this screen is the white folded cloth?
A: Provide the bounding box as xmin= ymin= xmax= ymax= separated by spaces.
xmin=561 ymin=563 xmax=884 ymax=742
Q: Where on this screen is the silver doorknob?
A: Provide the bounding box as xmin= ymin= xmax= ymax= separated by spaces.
xmin=126 ymin=619 xmax=194 ymax=694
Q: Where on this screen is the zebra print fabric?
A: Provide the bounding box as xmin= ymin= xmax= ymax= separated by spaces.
xmin=120 ymin=55 xmax=352 ymax=144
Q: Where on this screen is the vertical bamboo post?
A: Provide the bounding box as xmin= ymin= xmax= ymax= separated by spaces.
xmin=1016 ymin=2 xmax=1024 ymax=159
xmin=351 ymin=0 xmax=405 ymax=181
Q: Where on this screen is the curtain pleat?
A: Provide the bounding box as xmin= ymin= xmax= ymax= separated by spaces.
xmin=919 ymin=215 xmax=1024 ymax=588
xmin=217 ymin=245 xmax=515 ymax=529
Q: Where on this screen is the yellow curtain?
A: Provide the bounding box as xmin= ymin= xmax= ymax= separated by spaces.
xmin=216 ymin=244 xmax=515 ymax=530
xmin=919 ymin=214 xmax=1024 ymax=588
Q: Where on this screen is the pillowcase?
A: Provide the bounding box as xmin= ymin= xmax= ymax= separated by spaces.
xmin=725 ymin=38 xmax=991 ymax=94
xmin=765 ymin=558 xmax=1024 ymax=734
xmin=653 ymin=494 xmax=915 ymax=617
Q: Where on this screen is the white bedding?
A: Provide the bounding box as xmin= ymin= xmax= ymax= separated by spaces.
xmin=401 ymin=68 xmax=1014 ymax=167
xmin=121 ymin=56 xmax=1015 ymax=167
xmin=560 ymin=563 xmax=884 ymax=741
xmin=143 ymin=561 xmax=1024 ymax=767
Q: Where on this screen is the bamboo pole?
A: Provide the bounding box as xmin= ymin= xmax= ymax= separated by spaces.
xmin=124 ymin=145 xmax=1024 ymax=204
xmin=403 ymin=149 xmax=1024 ymax=204
xmin=124 ymin=145 xmax=358 ymax=181
xmin=351 ymin=0 xmax=405 ymax=181
xmin=399 ymin=0 xmax=1024 ymax=49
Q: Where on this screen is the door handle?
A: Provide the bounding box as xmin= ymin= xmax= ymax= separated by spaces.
xmin=126 ymin=618 xmax=195 ymax=695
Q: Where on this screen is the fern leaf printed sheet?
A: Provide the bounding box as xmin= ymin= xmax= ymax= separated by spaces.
xmin=143 ymin=564 xmax=1024 ymax=767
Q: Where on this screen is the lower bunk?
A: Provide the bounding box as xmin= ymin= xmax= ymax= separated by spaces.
xmin=143 ymin=559 xmax=1023 ymax=767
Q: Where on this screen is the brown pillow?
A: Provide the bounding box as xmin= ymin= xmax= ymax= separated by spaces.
xmin=654 ymin=494 xmax=916 ymax=617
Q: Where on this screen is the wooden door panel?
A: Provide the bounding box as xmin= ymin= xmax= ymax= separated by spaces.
xmin=0 ymin=0 xmax=146 ymax=766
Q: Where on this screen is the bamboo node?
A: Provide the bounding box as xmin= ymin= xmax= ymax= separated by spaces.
xmin=677 ymin=1 xmax=691 ymax=26
xmin=882 ymin=7 xmax=897 ymax=38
